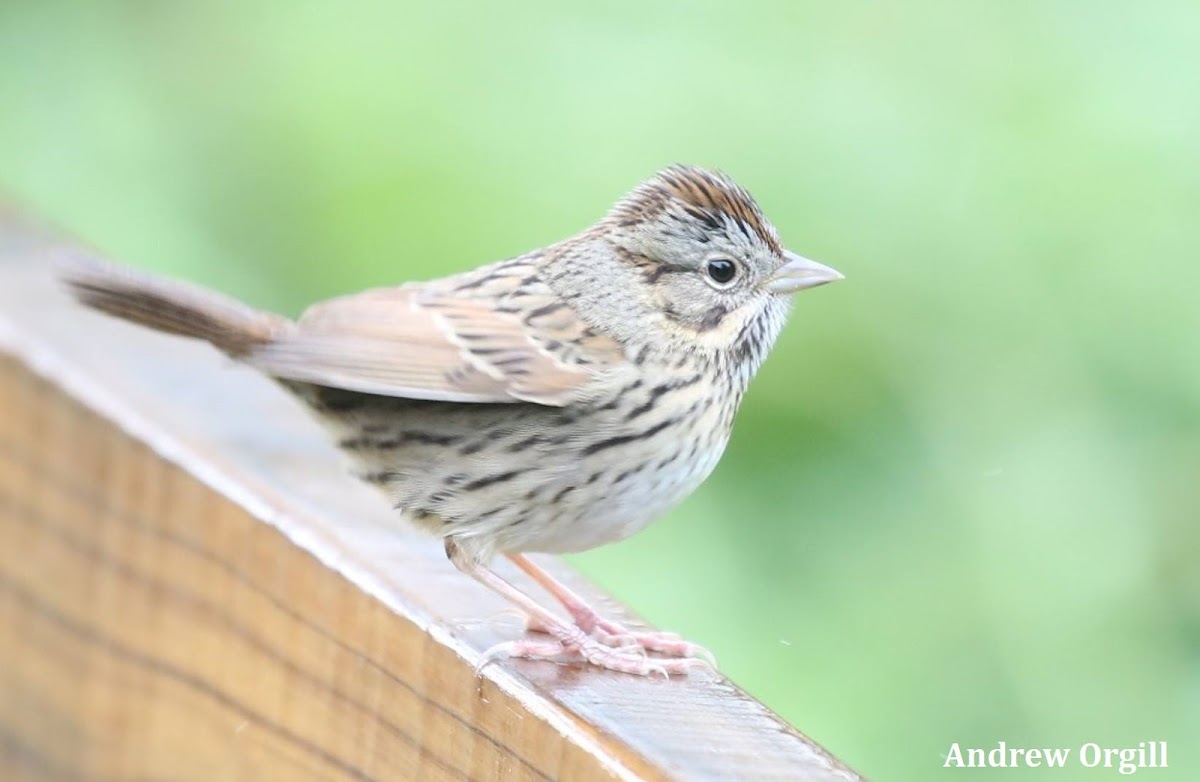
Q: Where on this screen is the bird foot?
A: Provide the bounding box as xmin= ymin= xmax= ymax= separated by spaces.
xmin=481 ymin=635 xmax=707 ymax=677
xmin=593 ymin=623 xmax=718 ymax=667
xmin=524 ymin=613 xmax=717 ymax=666
xmin=505 ymin=553 xmax=717 ymax=667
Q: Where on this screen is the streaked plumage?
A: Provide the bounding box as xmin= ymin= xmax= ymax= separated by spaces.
xmin=61 ymin=164 xmax=843 ymax=675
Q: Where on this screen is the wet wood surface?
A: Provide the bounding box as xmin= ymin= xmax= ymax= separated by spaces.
xmin=0 ymin=206 xmax=863 ymax=781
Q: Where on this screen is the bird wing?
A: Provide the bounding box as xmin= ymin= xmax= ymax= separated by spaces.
xmin=246 ymin=263 xmax=626 ymax=406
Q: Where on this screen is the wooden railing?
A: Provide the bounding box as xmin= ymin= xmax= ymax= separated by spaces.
xmin=0 ymin=205 xmax=864 ymax=782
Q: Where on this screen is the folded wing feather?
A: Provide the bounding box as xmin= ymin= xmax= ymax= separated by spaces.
xmin=248 ymin=279 xmax=624 ymax=406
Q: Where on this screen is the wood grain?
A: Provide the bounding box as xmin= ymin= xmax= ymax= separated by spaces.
xmin=0 ymin=206 xmax=864 ymax=782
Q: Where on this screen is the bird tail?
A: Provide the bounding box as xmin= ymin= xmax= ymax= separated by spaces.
xmin=58 ymin=253 xmax=290 ymax=357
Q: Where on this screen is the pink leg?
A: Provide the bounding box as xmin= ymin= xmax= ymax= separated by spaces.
xmin=446 ymin=543 xmax=702 ymax=677
xmin=506 ymin=553 xmax=717 ymax=666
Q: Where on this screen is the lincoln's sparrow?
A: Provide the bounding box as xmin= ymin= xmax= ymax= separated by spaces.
xmin=62 ymin=165 xmax=842 ymax=676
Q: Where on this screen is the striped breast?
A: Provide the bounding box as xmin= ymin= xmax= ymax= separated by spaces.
xmin=288 ymin=347 xmax=739 ymax=563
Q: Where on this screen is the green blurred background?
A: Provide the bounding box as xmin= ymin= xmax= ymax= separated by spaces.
xmin=2 ymin=2 xmax=1197 ymax=779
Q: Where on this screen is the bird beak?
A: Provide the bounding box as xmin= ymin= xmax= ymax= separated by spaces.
xmin=767 ymin=251 xmax=844 ymax=295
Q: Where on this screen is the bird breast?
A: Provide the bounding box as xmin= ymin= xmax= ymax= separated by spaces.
xmin=300 ymin=353 xmax=740 ymax=562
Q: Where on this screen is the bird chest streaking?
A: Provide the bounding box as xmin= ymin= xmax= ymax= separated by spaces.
xmin=61 ymin=165 xmax=843 ymax=676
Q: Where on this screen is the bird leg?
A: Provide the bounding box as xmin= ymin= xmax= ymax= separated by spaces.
xmin=506 ymin=553 xmax=717 ymax=666
xmin=446 ymin=542 xmax=702 ymax=676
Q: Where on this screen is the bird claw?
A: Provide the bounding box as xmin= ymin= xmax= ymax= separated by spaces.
xmin=521 ymin=612 xmax=716 ymax=667
xmin=592 ymin=621 xmax=718 ymax=667
xmin=481 ymin=636 xmax=707 ymax=677
xmin=522 ymin=616 xmax=716 ymax=667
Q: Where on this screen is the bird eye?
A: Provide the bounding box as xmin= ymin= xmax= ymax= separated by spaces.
xmin=705 ymin=258 xmax=738 ymax=286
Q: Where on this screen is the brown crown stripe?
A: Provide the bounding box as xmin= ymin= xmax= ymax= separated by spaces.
xmin=618 ymin=166 xmax=783 ymax=255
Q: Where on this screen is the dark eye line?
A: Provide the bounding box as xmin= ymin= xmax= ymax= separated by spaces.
xmin=643 ymin=262 xmax=693 ymax=284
